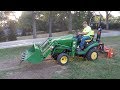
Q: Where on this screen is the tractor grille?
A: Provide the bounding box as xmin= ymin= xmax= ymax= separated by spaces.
xmin=21 ymin=52 xmax=26 ymax=60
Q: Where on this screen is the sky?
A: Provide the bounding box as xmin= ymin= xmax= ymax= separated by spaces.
xmin=93 ymin=11 xmax=120 ymax=17
xmin=8 ymin=11 xmax=22 ymax=20
xmin=14 ymin=11 xmax=22 ymax=18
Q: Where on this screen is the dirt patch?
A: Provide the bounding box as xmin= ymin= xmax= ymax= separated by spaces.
xmin=5 ymin=61 xmax=62 ymax=79
xmin=98 ymin=52 xmax=107 ymax=59
xmin=0 ymin=56 xmax=68 ymax=79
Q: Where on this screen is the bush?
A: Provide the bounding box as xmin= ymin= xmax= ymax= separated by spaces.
xmin=90 ymin=22 xmax=106 ymax=30
xmin=8 ymin=33 xmax=17 ymax=41
xmin=109 ymin=23 xmax=120 ymax=30
xmin=0 ymin=31 xmax=6 ymax=42
xmin=2 ymin=28 xmax=17 ymax=42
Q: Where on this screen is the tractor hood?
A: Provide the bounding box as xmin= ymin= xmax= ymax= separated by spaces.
xmin=49 ymin=34 xmax=74 ymax=41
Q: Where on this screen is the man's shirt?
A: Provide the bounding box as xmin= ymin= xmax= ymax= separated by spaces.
xmin=82 ymin=26 xmax=92 ymax=37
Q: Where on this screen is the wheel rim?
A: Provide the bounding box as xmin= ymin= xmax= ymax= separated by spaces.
xmin=60 ymin=56 xmax=68 ymax=64
xmin=91 ymin=52 xmax=97 ymax=60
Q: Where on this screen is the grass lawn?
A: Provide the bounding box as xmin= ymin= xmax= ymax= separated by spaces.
xmin=16 ymin=30 xmax=111 ymax=40
xmin=52 ymin=36 xmax=120 ymax=79
xmin=0 ymin=45 xmax=32 ymax=79
xmin=17 ymin=31 xmax=69 ymax=40
xmin=0 ymin=46 xmax=32 ymax=61
xmin=0 ymin=36 xmax=120 ymax=79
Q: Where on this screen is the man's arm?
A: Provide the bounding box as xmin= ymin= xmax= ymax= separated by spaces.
xmin=77 ymin=32 xmax=88 ymax=35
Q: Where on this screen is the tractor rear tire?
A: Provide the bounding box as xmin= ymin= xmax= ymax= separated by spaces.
xmin=86 ymin=48 xmax=98 ymax=61
xmin=57 ymin=53 xmax=69 ymax=65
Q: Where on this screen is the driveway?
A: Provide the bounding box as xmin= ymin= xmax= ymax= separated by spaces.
xmin=0 ymin=38 xmax=47 ymax=49
xmin=101 ymin=30 xmax=120 ymax=37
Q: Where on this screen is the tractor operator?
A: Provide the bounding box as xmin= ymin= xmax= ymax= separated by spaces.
xmin=77 ymin=21 xmax=93 ymax=51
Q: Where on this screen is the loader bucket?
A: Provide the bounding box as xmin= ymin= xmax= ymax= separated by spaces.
xmin=22 ymin=44 xmax=44 ymax=64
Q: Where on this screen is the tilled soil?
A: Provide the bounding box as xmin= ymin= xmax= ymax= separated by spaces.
xmin=0 ymin=51 xmax=113 ymax=79
xmin=0 ymin=56 xmax=67 ymax=79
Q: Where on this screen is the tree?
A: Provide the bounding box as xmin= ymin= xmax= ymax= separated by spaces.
xmin=0 ymin=11 xmax=11 ymax=27
xmin=85 ymin=11 xmax=93 ymax=24
xmin=0 ymin=11 xmax=17 ymax=42
xmin=51 ymin=11 xmax=68 ymax=32
xmin=106 ymin=11 xmax=111 ymax=30
xmin=32 ymin=11 xmax=37 ymax=38
xmin=72 ymin=11 xmax=85 ymax=31
xmin=17 ymin=11 xmax=33 ymax=35
xmin=68 ymin=11 xmax=72 ymax=33
xmin=72 ymin=11 xmax=93 ymax=31
xmin=18 ymin=11 xmax=49 ymax=35
xmin=48 ymin=11 xmax=52 ymax=37
xmin=7 ymin=20 xmax=17 ymax=41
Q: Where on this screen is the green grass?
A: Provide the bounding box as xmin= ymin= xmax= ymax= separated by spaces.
xmin=0 ymin=46 xmax=32 ymax=78
xmin=0 ymin=46 xmax=31 ymax=60
xmin=52 ymin=36 xmax=120 ymax=79
xmin=17 ymin=31 xmax=68 ymax=40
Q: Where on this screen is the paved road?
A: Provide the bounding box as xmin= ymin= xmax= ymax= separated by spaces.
xmin=0 ymin=30 xmax=120 ymax=49
xmin=101 ymin=30 xmax=120 ymax=37
xmin=0 ymin=38 xmax=47 ymax=49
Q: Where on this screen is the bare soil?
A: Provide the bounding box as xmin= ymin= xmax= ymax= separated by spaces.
xmin=0 ymin=56 xmax=67 ymax=79
xmin=0 ymin=52 xmax=109 ymax=79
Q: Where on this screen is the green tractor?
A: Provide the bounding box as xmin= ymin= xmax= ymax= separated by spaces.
xmin=21 ymin=29 xmax=102 ymax=65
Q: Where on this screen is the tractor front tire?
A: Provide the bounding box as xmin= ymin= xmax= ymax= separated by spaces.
xmin=51 ymin=54 xmax=58 ymax=60
xmin=57 ymin=53 xmax=69 ymax=65
xmin=86 ymin=48 xmax=98 ymax=61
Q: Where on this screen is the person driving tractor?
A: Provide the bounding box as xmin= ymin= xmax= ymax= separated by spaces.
xmin=77 ymin=21 xmax=94 ymax=51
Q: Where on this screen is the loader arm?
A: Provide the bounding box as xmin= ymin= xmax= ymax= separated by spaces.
xmin=22 ymin=34 xmax=76 ymax=64
xmin=22 ymin=38 xmax=60 ymax=64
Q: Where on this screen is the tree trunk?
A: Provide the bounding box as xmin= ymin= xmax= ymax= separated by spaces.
xmin=106 ymin=11 xmax=109 ymax=30
xmin=32 ymin=11 xmax=37 ymax=39
xmin=68 ymin=11 xmax=72 ymax=33
xmin=48 ymin=11 xmax=52 ymax=37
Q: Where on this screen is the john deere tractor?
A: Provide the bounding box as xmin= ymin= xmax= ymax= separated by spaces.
xmin=21 ymin=29 xmax=102 ymax=65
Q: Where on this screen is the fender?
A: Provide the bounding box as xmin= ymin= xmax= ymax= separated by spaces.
xmin=77 ymin=42 xmax=99 ymax=55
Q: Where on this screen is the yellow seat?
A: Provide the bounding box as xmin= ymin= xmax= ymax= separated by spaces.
xmin=85 ymin=30 xmax=94 ymax=43
xmin=85 ymin=39 xmax=92 ymax=42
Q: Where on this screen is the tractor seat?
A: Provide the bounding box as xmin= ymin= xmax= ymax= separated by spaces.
xmin=85 ymin=39 xmax=92 ymax=42
xmin=85 ymin=30 xmax=94 ymax=43
xmin=85 ymin=36 xmax=94 ymax=42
